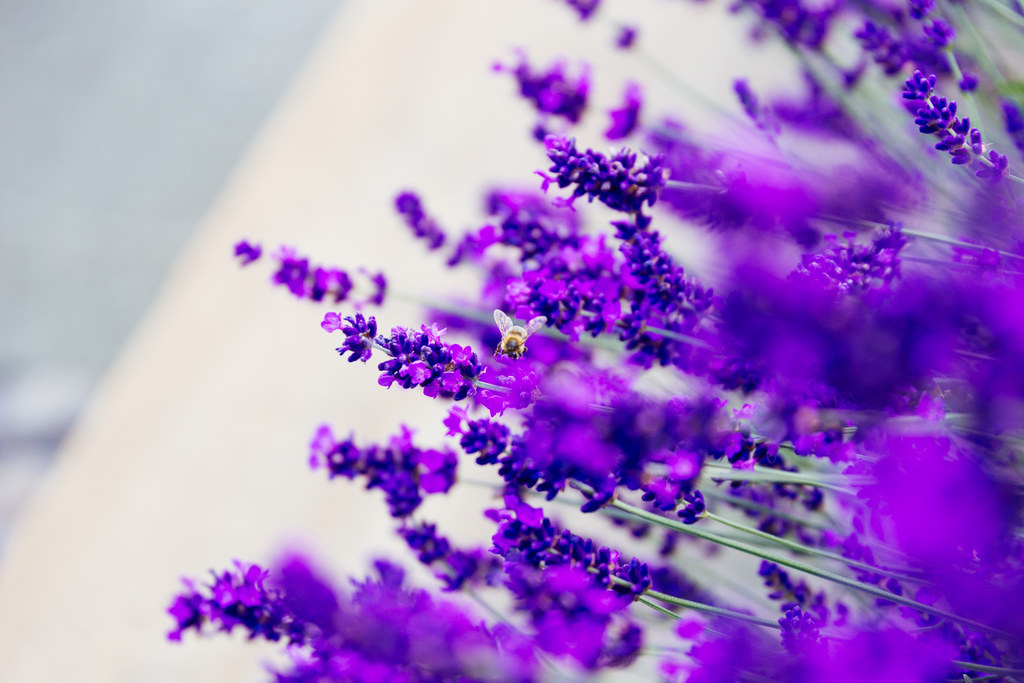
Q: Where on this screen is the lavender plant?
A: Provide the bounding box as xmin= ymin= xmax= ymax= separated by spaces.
xmin=170 ymin=1 xmax=1024 ymax=680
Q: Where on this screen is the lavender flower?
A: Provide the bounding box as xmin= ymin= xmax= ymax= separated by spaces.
xmin=539 ymin=135 xmax=667 ymax=219
xmin=902 ymin=70 xmax=1014 ymax=180
xmin=561 ymin=0 xmax=601 ymax=20
xmin=376 ymin=323 xmax=482 ymax=400
xmin=395 ymin=191 xmax=446 ymax=250
xmin=309 ymin=424 xmax=457 ymax=517
xmin=606 ymin=82 xmax=642 ymax=140
xmin=499 ymin=53 xmax=590 ymax=125
xmin=923 ymin=19 xmax=956 ymax=48
xmin=234 ymin=239 xmax=263 ymax=265
xmin=909 ymin=0 xmax=935 ymax=20
xmin=616 ymin=26 xmax=637 ymax=49
xmin=173 ymin=557 xmax=539 ymax=683
xmin=1002 ymin=99 xmax=1024 ymax=157
xmin=398 ymin=520 xmax=501 ymax=591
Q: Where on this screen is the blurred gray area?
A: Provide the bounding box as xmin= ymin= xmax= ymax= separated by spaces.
xmin=0 ymin=0 xmax=342 ymax=549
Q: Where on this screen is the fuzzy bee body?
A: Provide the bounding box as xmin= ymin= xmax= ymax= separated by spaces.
xmin=493 ymin=310 xmax=546 ymax=360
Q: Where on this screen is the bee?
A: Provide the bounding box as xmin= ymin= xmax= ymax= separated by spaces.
xmin=493 ymin=309 xmax=547 ymax=360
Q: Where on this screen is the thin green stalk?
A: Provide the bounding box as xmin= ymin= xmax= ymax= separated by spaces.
xmin=951 ymin=661 xmax=1024 ymax=676
xmin=578 ymin=548 xmax=783 ymax=629
xmin=973 ymin=0 xmax=1024 ymax=30
xmin=700 ymin=462 xmax=861 ymax=494
xmin=664 ymin=180 xmax=723 ymax=193
xmin=942 ymin=0 xmax=1005 ymax=84
xmin=700 ymin=487 xmax=833 ymax=531
xmin=821 ymin=215 xmax=1024 ymax=262
xmin=568 ymin=480 xmax=1010 ymax=636
xmin=631 ymin=588 xmax=781 ymax=629
xmin=704 ymin=511 xmax=930 ymax=585
xmin=945 ymin=48 xmax=985 ymax=139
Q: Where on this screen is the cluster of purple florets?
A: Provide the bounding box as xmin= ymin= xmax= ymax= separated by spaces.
xmin=168 ymin=562 xmax=290 ymax=643
xmin=172 ymin=557 xmax=539 ymax=683
xmin=903 ymin=70 xmax=1011 ymax=181
xmin=323 ymin=313 xmax=482 ymax=400
xmin=233 ymin=240 xmax=386 ymax=305
xmin=398 ymin=521 xmax=501 ymax=591
xmin=309 ymin=424 xmax=457 ymax=517
xmin=790 ymin=224 xmax=907 ymax=296
xmin=540 ymin=135 xmax=667 ymax=218
xmin=605 ymin=82 xmax=642 ymax=140
xmin=395 ymin=191 xmax=446 ymax=250
xmin=498 ymin=52 xmax=590 ymax=137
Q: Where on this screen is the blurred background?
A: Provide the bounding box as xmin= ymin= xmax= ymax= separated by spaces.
xmin=0 ymin=0 xmax=342 ymax=552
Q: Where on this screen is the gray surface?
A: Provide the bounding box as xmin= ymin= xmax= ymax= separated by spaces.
xmin=0 ymin=0 xmax=342 ymax=548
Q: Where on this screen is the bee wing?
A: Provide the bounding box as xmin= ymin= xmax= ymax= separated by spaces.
xmin=524 ymin=315 xmax=548 ymax=337
xmin=493 ymin=309 xmax=514 ymax=336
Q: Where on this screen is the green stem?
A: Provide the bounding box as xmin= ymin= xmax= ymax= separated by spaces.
xmin=972 ymin=0 xmax=1024 ymax=30
xmin=704 ymin=511 xmax=929 ymax=585
xmin=568 ymin=480 xmax=1009 ymax=636
xmin=700 ymin=462 xmax=862 ymax=494
xmin=625 ymin=580 xmax=781 ymax=629
xmin=942 ymin=0 xmax=1005 ymax=84
xmin=821 ymin=215 xmax=1024 ymax=262
xmin=700 ymin=487 xmax=833 ymax=531
xmin=945 ymin=48 xmax=985 ymax=139
xmin=951 ymin=661 xmax=1024 ymax=676
xmin=663 ymin=180 xmax=723 ymax=193
xmin=631 ymin=46 xmax=750 ymax=128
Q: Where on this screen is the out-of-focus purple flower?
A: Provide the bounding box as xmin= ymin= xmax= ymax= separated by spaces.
xmin=309 ymin=424 xmax=457 ymax=517
xmin=507 ymin=564 xmax=640 ymax=669
xmin=368 ymin=270 xmax=387 ymax=305
xmin=605 ymin=81 xmax=642 ymax=140
xmin=771 ymin=71 xmax=857 ymax=138
xmin=1002 ymin=98 xmax=1024 ymax=157
xmin=923 ymin=18 xmax=956 ymax=47
xmin=719 ymin=268 xmax=968 ymax=406
xmin=167 ymin=561 xmax=288 ymax=643
xmin=257 ymin=245 xmax=372 ymax=305
xmin=616 ymin=25 xmax=637 ymax=49
xmin=490 ymin=377 xmax=714 ymax=511
xmin=789 ymin=224 xmax=906 ymax=297
xmin=959 ymin=71 xmax=979 ymax=91
xmin=449 ymin=189 xmax=579 ymax=268
xmin=798 ymin=629 xmax=957 ymax=681
xmin=395 ymin=191 xmax=446 ymax=250
xmin=399 ymin=520 xmax=501 ymax=591
xmin=734 ymin=0 xmax=838 ymax=49
xmin=863 ymin=433 xmax=1018 ymax=566
xmin=561 ymin=0 xmax=600 ymax=20
xmin=498 ymin=52 xmax=590 ymax=125
xmin=910 ymin=0 xmax=935 ymax=19
xmin=778 ymin=605 xmax=821 ymax=653
xmin=734 ymin=79 xmax=771 ymax=131
xmin=185 ymin=556 xmax=540 ymax=683
xmin=856 ymin=21 xmax=909 ymax=75
xmin=234 ymin=240 xmax=263 ymax=265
